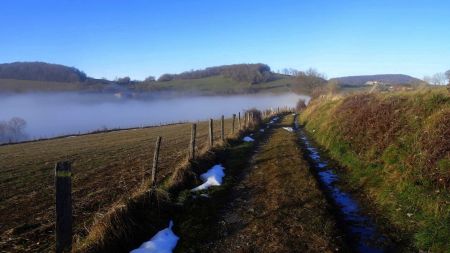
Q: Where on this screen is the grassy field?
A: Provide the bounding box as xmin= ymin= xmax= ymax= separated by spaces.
xmin=299 ymin=87 xmax=450 ymax=252
xmin=134 ymin=75 xmax=295 ymax=95
xmin=0 ymin=118 xmax=236 ymax=252
xmin=0 ymin=75 xmax=296 ymax=95
xmin=0 ymin=79 xmax=95 ymax=93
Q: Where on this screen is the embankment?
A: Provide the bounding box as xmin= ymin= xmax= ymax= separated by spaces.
xmin=299 ymin=88 xmax=450 ymax=251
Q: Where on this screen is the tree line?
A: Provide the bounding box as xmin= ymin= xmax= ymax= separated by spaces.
xmin=0 ymin=62 xmax=87 ymax=83
xmin=156 ymin=63 xmax=276 ymax=84
xmin=423 ymin=70 xmax=450 ymax=86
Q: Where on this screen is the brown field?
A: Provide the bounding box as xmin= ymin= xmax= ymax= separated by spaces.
xmin=0 ymin=117 xmax=235 ymax=252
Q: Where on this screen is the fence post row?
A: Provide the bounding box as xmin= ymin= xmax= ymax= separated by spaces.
xmin=244 ymin=112 xmax=248 ymax=128
xmin=221 ymin=115 xmax=225 ymax=141
xmin=209 ymin=118 xmax=214 ymax=147
xmin=238 ymin=112 xmax=241 ymax=129
xmin=55 ymin=161 xmax=72 ymax=253
xmin=232 ymin=114 xmax=236 ymax=134
xmin=189 ymin=123 xmax=196 ymax=160
xmin=151 ymin=136 xmax=162 ymax=188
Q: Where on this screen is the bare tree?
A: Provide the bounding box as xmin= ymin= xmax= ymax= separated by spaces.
xmin=9 ymin=117 xmax=26 ymax=139
xmin=445 ymin=70 xmax=450 ymax=85
xmin=0 ymin=117 xmax=27 ymax=143
xmin=431 ymin=73 xmax=447 ymax=85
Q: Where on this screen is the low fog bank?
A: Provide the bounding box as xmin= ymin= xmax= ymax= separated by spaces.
xmin=0 ymin=92 xmax=308 ymax=142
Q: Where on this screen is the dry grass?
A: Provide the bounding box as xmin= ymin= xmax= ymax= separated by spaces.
xmin=0 ymin=117 xmax=236 ymax=252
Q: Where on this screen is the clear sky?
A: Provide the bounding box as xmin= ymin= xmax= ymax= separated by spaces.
xmin=1 ymin=0 xmax=449 ymax=80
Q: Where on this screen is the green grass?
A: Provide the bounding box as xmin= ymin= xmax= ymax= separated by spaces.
xmin=134 ymin=75 xmax=295 ymax=95
xmin=0 ymin=75 xmax=298 ymax=95
xmin=299 ymin=87 xmax=450 ymax=252
xmin=0 ymin=78 xmax=87 ymax=92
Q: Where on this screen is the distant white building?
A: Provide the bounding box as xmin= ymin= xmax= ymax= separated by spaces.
xmin=365 ymin=81 xmax=386 ymax=86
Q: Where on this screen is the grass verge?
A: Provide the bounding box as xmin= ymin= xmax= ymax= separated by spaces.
xmin=299 ymin=88 xmax=450 ymax=252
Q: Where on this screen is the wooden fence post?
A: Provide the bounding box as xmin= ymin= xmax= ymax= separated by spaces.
xmin=221 ymin=115 xmax=225 ymax=141
xmin=209 ymin=119 xmax=214 ymax=147
xmin=244 ymin=112 xmax=248 ymax=128
xmin=232 ymin=114 xmax=236 ymax=134
xmin=189 ymin=124 xmax=196 ymax=160
xmin=55 ymin=161 xmax=72 ymax=253
xmin=238 ymin=112 xmax=241 ymax=129
xmin=150 ymin=136 xmax=162 ymax=188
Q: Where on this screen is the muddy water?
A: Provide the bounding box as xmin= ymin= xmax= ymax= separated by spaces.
xmin=293 ymin=118 xmax=390 ymax=252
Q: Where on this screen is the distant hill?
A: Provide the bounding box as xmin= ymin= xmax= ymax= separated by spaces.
xmin=331 ymin=74 xmax=423 ymax=86
xmin=0 ymin=61 xmax=322 ymax=95
xmin=0 ymin=62 xmax=88 ymax=83
xmin=157 ymin=63 xmax=276 ymax=84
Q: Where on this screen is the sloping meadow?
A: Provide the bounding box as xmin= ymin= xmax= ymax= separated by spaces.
xmin=299 ymin=88 xmax=450 ymax=251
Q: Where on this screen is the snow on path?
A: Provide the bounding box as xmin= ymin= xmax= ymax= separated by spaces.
xmin=282 ymin=127 xmax=294 ymax=132
xmin=130 ymin=221 xmax=179 ymax=253
xmin=243 ymin=136 xmax=254 ymax=142
xmin=192 ymin=164 xmax=226 ymax=191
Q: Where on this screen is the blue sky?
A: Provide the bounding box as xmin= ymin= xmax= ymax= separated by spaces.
xmin=1 ymin=0 xmax=449 ymax=80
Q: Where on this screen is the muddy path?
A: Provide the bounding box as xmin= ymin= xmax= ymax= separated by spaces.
xmin=175 ymin=114 xmax=346 ymax=252
xmin=295 ymin=121 xmax=397 ymax=252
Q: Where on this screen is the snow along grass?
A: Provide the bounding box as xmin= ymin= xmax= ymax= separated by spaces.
xmin=282 ymin=127 xmax=294 ymax=132
xmin=130 ymin=221 xmax=179 ymax=253
xmin=191 ymin=164 xmax=226 ymax=191
xmin=242 ymin=136 xmax=254 ymax=142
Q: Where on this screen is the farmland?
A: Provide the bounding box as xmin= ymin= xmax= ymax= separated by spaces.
xmin=0 ymin=118 xmax=235 ymax=252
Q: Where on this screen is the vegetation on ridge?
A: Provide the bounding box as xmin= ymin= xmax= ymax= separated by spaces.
xmin=299 ymin=87 xmax=450 ymax=251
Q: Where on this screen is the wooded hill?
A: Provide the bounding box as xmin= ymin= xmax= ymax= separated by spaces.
xmin=330 ymin=74 xmax=423 ymax=86
xmin=157 ymin=63 xmax=275 ymax=84
xmin=0 ymin=62 xmax=88 ymax=83
xmin=0 ymin=62 xmax=328 ymax=95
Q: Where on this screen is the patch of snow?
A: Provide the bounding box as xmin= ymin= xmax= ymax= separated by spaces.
xmin=282 ymin=127 xmax=294 ymax=132
xmin=243 ymin=136 xmax=254 ymax=142
xmin=259 ymin=129 xmax=264 ymax=132
xmin=130 ymin=220 xmax=179 ymax=253
xmin=191 ymin=164 xmax=226 ymax=191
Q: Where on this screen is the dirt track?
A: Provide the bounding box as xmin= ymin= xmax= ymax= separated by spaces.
xmin=187 ymin=115 xmax=346 ymax=252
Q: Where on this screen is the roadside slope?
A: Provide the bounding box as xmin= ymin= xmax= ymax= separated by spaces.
xmin=299 ymin=88 xmax=450 ymax=251
xmin=178 ymin=115 xmax=345 ymax=252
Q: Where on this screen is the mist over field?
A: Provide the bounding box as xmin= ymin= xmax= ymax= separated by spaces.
xmin=0 ymin=92 xmax=307 ymax=141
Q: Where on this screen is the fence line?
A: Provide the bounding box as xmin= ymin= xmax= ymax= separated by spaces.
xmin=53 ymin=107 xmax=294 ymax=251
